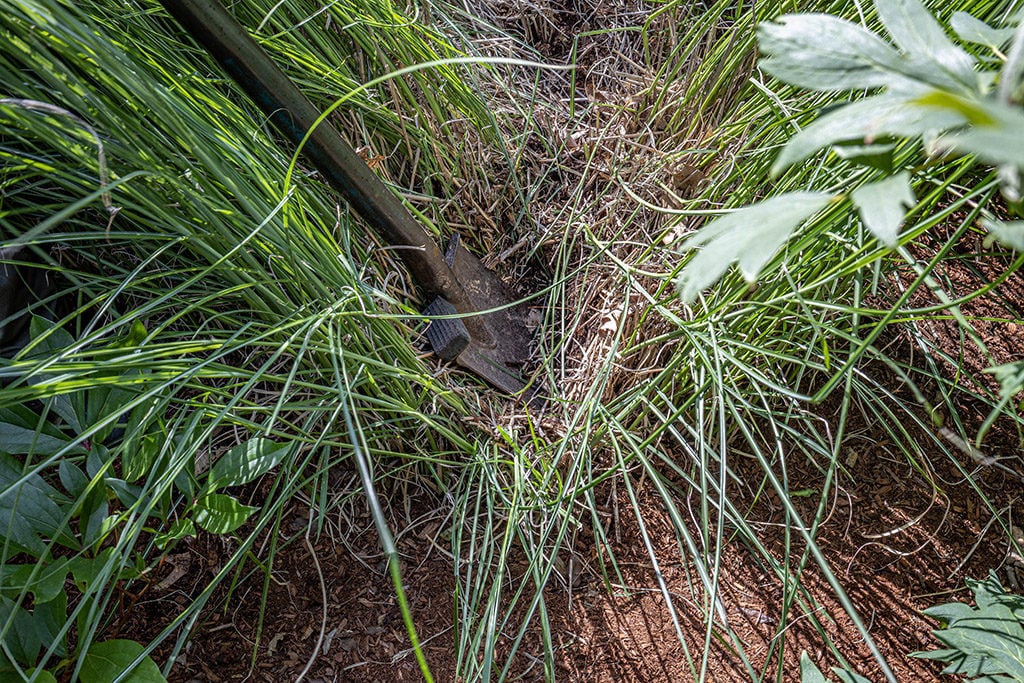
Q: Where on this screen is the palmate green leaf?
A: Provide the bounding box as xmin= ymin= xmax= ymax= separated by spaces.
xmin=80 ymin=639 xmax=166 ymax=683
xmin=851 ymin=171 xmax=916 ymax=247
xmin=951 ymin=12 xmax=1017 ymax=49
xmin=207 ymin=437 xmax=290 ymax=491
xmin=677 ymin=192 xmax=833 ymax=303
xmin=758 ymin=14 xmax=907 ymax=92
xmin=875 ymin=0 xmax=979 ymax=93
xmin=772 ymin=92 xmax=967 ymax=174
xmin=193 ymin=493 xmax=257 ymax=535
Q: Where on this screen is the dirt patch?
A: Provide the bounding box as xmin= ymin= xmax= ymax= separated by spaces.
xmin=123 ymin=397 xmax=1020 ymax=682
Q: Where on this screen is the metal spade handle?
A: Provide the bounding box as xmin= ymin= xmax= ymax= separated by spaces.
xmin=159 ymin=0 xmax=493 ymax=345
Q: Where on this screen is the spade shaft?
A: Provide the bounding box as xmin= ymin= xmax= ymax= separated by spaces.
xmin=160 ymin=0 xmax=495 ymax=346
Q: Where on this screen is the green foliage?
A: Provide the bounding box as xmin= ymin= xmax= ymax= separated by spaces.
xmin=800 ymin=651 xmax=873 ymax=682
xmin=677 ymin=0 xmax=1024 ymax=303
xmin=0 ymin=319 xmax=305 ymax=679
xmin=0 ymin=324 xmax=158 ymax=680
xmin=914 ymin=573 xmax=1024 ymax=682
xmin=80 ymin=640 xmax=165 ymax=683
xmin=0 ymin=0 xmax=495 ymax=678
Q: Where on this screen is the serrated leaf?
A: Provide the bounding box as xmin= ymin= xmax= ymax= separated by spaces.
xmin=851 ymin=171 xmax=916 ymax=246
xmin=800 ymin=651 xmax=829 ymax=683
xmin=208 ymin=438 xmax=289 ymax=491
xmin=193 ymin=493 xmax=257 ymax=535
xmin=951 ymin=12 xmax=1016 ymax=48
xmin=80 ymin=639 xmax=166 ymax=683
xmin=875 ymin=0 xmax=979 ymax=92
xmin=773 ymin=92 xmax=967 ymax=174
xmin=758 ymin=14 xmax=907 ymax=91
xmin=676 ymin=192 xmax=833 ymax=303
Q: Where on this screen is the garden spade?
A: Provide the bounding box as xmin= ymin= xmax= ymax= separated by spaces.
xmin=160 ymin=0 xmax=534 ymax=396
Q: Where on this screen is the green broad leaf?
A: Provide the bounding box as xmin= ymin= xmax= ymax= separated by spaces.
xmin=0 ymin=596 xmax=43 ymax=667
xmin=758 ymin=14 xmax=906 ymax=91
xmin=193 ymin=493 xmax=257 ymax=535
xmin=81 ymin=485 xmax=110 ymax=549
xmin=983 ymin=219 xmax=1024 ymax=251
xmin=915 ymin=92 xmax=1024 ymax=167
xmin=106 ymin=477 xmax=142 ymax=509
xmin=80 ymin=639 xmax=166 ymax=683
xmin=109 ymin=320 xmax=148 ymax=349
xmin=950 ymin=12 xmax=1017 ymax=48
xmin=43 ymin=393 xmax=81 ymax=435
xmin=913 ymin=90 xmax=997 ymax=126
xmin=832 ymin=141 xmax=896 ymax=173
xmin=800 ymin=651 xmax=829 ymax=683
xmin=24 ymin=669 xmax=58 ymax=683
xmin=208 ymin=438 xmax=290 ymax=491
xmin=851 ymin=172 xmax=916 ymax=247
xmin=27 ymin=316 xmax=75 ymax=358
xmin=122 ymin=412 xmax=160 ymax=483
xmin=0 ymin=453 xmax=77 ymax=555
xmin=154 ymin=518 xmax=195 ymax=550
xmin=676 ymin=192 xmax=833 ymax=303
xmin=875 ymin=0 xmax=979 ymax=93
xmin=0 ymin=421 xmax=76 ymax=456
xmin=59 ymin=459 xmax=89 ymax=498
xmin=833 ymin=668 xmax=874 ymax=683
xmin=32 ymin=591 xmax=68 ymax=659
xmin=915 ymin=573 xmax=1024 ymax=680
xmin=773 ymin=92 xmax=967 ymax=174
xmin=950 ymin=123 xmax=1024 ymax=168
xmin=69 ymin=547 xmax=120 ymax=592
xmin=0 ymin=560 xmax=70 ymax=603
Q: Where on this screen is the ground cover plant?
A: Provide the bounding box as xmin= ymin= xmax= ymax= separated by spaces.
xmin=1 ymin=0 xmax=1023 ymax=681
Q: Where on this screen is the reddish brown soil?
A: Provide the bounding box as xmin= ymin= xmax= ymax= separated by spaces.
xmin=120 ymin=369 xmax=1022 ymax=683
